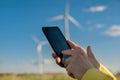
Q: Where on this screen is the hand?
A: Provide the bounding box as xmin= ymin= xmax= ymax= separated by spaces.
xmin=62 ymin=40 xmax=95 ymax=79
xmin=52 ymin=40 xmax=87 ymax=68
xmin=52 ymin=40 xmax=100 ymax=79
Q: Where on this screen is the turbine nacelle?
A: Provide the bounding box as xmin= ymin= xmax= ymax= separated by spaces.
xmin=48 ymin=0 xmax=82 ymax=39
xmin=32 ymin=35 xmax=48 ymax=54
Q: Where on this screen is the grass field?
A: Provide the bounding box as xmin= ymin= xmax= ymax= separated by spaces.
xmin=0 ymin=73 xmax=120 ymax=80
xmin=0 ymin=73 xmax=74 ymax=80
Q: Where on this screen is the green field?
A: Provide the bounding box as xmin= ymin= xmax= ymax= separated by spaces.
xmin=0 ymin=73 xmax=119 ymax=80
xmin=0 ymin=73 xmax=74 ymax=80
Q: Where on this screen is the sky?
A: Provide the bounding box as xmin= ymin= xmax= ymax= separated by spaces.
xmin=0 ymin=0 xmax=120 ymax=74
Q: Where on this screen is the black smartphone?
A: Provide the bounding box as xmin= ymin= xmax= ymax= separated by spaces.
xmin=42 ymin=26 xmax=71 ymax=67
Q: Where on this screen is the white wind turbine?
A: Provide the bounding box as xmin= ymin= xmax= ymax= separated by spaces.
xmin=48 ymin=0 xmax=82 ymax=39
xmin=32 ymin=35 xmax=47 ymax=74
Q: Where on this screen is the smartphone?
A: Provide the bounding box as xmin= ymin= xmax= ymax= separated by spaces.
xmin=42 ymin=26 xmax=71 ymax=67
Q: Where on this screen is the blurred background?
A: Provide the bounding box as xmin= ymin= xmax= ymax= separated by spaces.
xmin=0 ymin=0 xmax=120 ymax=80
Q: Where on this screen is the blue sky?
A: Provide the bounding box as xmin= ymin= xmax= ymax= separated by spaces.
xmin=0 ymin=0 xmax=120 ymax=74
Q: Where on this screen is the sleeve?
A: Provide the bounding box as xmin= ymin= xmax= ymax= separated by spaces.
xmin=99 ymin=64 xmax=117 ymax=80
xmin=81 ymin=64 xmax=117 ymax=80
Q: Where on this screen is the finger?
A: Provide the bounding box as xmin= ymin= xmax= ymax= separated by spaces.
xmin=62 ymin=50 xmax=73 ymax=56
xmin=52 ymin=53 xmax=57 ymax=59
xmin=56 ymin=57 xmax=61 ymax=64
xmin=52 ymin=53 xmax=61 ymax=64
xmin=66 ymin=64 xmax=75 ymax=78
xmin=52 ymin=53 xmax=65 ymax=67
xmin=67 ymin=40 xmax=78 ymax=48
xmin=87 ymin=46 xmax=95 ymax=58
xmin=76 ymin=46 xmax=87 ymax=56
xmin=67 ymin=72 xmax=75 ymax=78
xmin=67 ymin=40 xmax=87 ymax=55
xmin=64 ymin=57 xmax=72 ymax=67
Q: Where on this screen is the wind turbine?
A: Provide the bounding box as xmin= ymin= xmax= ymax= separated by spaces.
xmin=48 ymin=0 xmax=82 ymax=39
xmin=32 ymin=35 xmax=47 ymax=74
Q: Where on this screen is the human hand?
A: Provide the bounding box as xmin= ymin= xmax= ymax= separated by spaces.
xmin=52 ymin=40 xmax=86 ymax=68
xmin=62 ymin=40 xmax=95 ymax=79
xmin=52 ymin=40 xmax=100 ymax=79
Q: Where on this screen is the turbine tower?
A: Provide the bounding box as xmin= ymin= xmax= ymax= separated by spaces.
xmin=32 ymin=35 xmax=47 ymax=74
xmin=48 ymin=0 xmax=82 ymax=39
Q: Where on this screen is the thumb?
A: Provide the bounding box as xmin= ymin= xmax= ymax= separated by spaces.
xmin=87 ymin=46 xmax=95 ymax=58
xmin=67 ymin=40 xmax=78 ymax=48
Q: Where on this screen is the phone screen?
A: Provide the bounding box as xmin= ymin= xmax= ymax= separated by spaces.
xmin=42 ymin=26 xmax=71 ymax=66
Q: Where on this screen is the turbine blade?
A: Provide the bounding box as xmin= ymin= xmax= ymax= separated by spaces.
xmin=68 ymin=15 xmax=82 ymax=29
xmin=40 ymin=41 xmax=48 ymax=46
xmin=65 ymin=0 xmax=70 ymax=15
xmin=32 ymin=35 xmax=39 ymax=44
xmin=48 ymin=15 xmax=64 ymax=21
xmin=37 ymin=44 xmax=42 ymax=54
